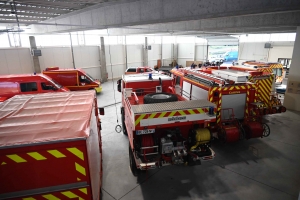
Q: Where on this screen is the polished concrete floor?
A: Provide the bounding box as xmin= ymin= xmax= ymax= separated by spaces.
xmin=97 ymin=81 xmax=300 ymax=200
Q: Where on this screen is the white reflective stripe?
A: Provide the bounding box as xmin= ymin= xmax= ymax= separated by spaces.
xmin=139 ymin=114 xmax=215 ymax=126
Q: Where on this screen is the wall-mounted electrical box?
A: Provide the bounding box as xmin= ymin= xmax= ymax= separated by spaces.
xmin=31 ymin=49 xmax=42 ymax=56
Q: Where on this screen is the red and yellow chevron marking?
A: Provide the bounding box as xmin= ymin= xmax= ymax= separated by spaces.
xmin=216 ymin=90 xmax=222 ymax=124
xmin=269 ymin=63 xmax=283 ymax=69
xmin=135 ymin=108 xmax=208 ymax=126
xmin=18 ymin=187 xmax=91 ymax=200
xmin=209 ymin=87 xmax=218 ymax=101
xmin=1 ymin=147 xmax=87 ymax=182
xmin=256 ymin=74 xmax=274 ymax=107
xmin=258 ymin=68 xmax=273 ymax=73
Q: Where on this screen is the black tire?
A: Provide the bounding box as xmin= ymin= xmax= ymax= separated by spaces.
xmin=129 ymin=143 xmax=139 ymax=176
xmin=121 ymin=107 xmax=127 ymax=135
xmin=143 ymin=92 xmax=178 ymax=104
xmin=262 ymin=123 xmax=270 ymax=137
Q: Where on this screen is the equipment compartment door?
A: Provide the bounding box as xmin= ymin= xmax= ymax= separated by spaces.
xmin=221 ymin=93 xmax=246 ymax=120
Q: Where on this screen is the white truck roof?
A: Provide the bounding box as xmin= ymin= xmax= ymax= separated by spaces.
xmin=122 ymin=73 xmax=172 ymax=83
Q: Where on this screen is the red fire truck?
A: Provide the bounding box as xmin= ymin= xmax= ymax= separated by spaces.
xmin=0 ymin=73 xmax=69 ymax=102
xmin=0 ymin=91 xmax=103 ymax=200
xmin=117 ymin=73 xmax=217 ymax=175
xmin=170 ymin=67 xmax=280 ymax=143
xmin=43 ymin=67 xmax=102 ymax=93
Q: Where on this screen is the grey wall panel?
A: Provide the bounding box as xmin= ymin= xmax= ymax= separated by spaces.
xmin=39 ymin=47 xmax=73 ymax=70
xmin=106 ymin=64 xmax=126 ymax=79
xmin=195 ymin=45 xmax=207 ymax=61
xmin=0 ymin=48 xmax=33 ymax=75
xmin=148 ymin=44 xmax=161 ymax=67
xmin=127 ymin=45 xmax=143 ymax=66
xmin=238 ymin=42 xmax=269 ymax=63
xmin=18 ymin=49 xmax=33 ymax=73
xmin=4 ymin=50 xmax=21 ymax=74
xmin=221 ymin=93 xmax=246 ymax=120
xmin=0 ymin=50 xmax=9 ymax=74
xmin=178 ymin=43 xmax=194 ymax=67
xmin=105 ymin=45 xmax=126 ymax=79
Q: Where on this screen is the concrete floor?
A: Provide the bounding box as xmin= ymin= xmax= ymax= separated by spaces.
xmin=97 ymin=81 xmax=300 ymax=200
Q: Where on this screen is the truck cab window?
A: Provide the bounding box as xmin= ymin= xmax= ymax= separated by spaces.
xmin=80 ymin=75 xmax=90 ymax=83
xmin=41 ymin=82 xmax=55 ymax=90
xmin=20 ymin=82 xmax=37 ymax=92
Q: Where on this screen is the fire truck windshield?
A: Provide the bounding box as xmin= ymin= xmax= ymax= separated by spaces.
xmin=86 ymin=73 xmax=95 ymax=82
xmin=44 ymin=77 xmax=62 ymax=89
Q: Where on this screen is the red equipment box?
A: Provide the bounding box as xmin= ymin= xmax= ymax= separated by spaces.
xmin=0 ymin=91 xmax=102 ymax=200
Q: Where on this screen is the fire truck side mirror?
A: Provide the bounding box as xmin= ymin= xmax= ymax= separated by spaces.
xmin=98 ymin=107 xmax=105 ymax=115
xmin=117 ymin=79 xmax=122 ymax=92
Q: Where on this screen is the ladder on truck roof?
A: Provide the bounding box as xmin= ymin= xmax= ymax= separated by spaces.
xmin=131 ymin=99 xmax=216 ymax=130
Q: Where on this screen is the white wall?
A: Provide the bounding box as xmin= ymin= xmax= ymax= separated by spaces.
xmin=177 ymin=43 xmax=194 ymax=67
xmin=39 ymin=47 xmax=73 ymax=70
xmin=0 ymin=48 xmax=33 ymax=75
xmin=105 ymin=44 xmax=125 ymax=79
xmin=195 ymin=45 xmax=207 ymax=62
xmin=147 ymin=44 xmax=161 ymax=67
xmin=238 ymin=42 xmax=269 ymax=63
xmin=73 ymin=46 xmax=101 ymax=80
xmin=268 ymin=46 xmax=294 ymax=62
xmin=127 ymin=44 xmax=143 ymax=68
xmin=162 ymin=44 xmax=173 ymax=66
xmin=239 ymin=42 xmax=295 ymax=63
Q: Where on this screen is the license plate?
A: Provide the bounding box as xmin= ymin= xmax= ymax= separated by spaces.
xmin=136 ymin=129 xmax=155 ymax=135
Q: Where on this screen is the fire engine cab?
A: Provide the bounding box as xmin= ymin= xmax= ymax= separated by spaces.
xmin=117 ymin=73 xmax=217 ymax=175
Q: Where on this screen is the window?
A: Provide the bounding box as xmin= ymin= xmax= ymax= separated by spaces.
xmin=41 ymin=82 xmax=54 ymax=90
xmin=127 ymin=68 xmax=136 ymax=72
xmin=20 ymin=82 xmax=37 ymax=92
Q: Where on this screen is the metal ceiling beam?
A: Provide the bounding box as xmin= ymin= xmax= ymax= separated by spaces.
xmin=11 ymin=1 xmax=89 ymax=10
xmin=0 ymin=19 xmax=40 ymax=23
xmin=0 ymin=15 xmax=47 ymax=20
xmin=0 ymin=10 xmax=60 ymax=18
xmin=0 ymin=5 xmax=73 ymax=14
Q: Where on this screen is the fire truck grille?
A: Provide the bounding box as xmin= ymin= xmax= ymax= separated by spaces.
xmin=132 ymin=100 xmax=216 ymax=114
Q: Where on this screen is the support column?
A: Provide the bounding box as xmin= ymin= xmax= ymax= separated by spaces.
xmin=29 ymin=36 xmax=41 ymax=73
xmin=283 ymin=27 xmax=300 ymax=111
xmin=143 ymin=37 xmax=148 ymax=66
xmin=100 ymin=37 xmax=107 ymax=82
xmin=125 ymin=36 xmax=128 ymax=71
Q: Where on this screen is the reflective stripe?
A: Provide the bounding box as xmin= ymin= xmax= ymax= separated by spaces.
xmin=47 ymin=150 xmax=66 ymax=158
xmin=135 ymin=114 xmax=146 ymax=126
xmin=67 ymin=148 xmax=84 ymax=161
xmin=7 ymin=154 xmax=27 ymax=163
xmin=61 ymin=191 xmax=77 ymax=198
xmin=188 ymin=109 xmax=195 ymax=114
xmin=158 ymin=112 xmax=167 ymax=118
xmin=79 ymin=188 xmax=87 ymax=195
xmin=27 ymin=152 xmax=47 ymax=160
xmin=75 ymin=162 xmax=86 ymax=176
xmin=43 ymin=194 xmax=60 ymax=200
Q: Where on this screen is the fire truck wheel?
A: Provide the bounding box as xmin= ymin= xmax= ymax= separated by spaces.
xmin=121 ymin=107 xmax=128 ymax=135
xmin=129 ymin=143 xmax=140 ymax=176
xmin=143 ymin=92 xmax=178 ymax=104
xmin=262 ymin=123 xmax=270 ymax=137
